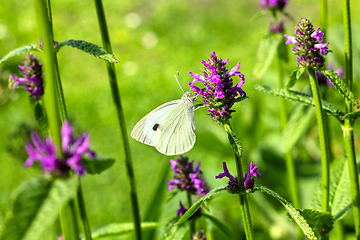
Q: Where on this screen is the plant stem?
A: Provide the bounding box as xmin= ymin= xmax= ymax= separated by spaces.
xmin=223 ymin=121 xmax=254 ymax=240
xmin=343 ymin=0 xmax=360 ymax=238
xmin=93 ymin=1 xmax=142 ymax=239
xmin=77 ymin=181 xmax=93 ymax=240
xmin=320 ymin=0 xmax=328 ymax=41
xmin=187 ymin=193 xmax=195 ymax=239
xmin=33 ymin=0 xmax=79 ymax=239
xmin=307 ymin=68 xmax=330 ymax=215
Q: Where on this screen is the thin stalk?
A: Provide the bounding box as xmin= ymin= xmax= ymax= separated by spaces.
xmin=33 ymin=0 xmax=79 ymax=239
xmin=77 ymin=182 xmax=93 ymax=240
xmin=187 ymin=193 xmax=195 ymax=239
xmin=343 ymin=0 xmax=360 ymax=238
xmin=223 ymin=121 xmax=254 ymax=240
xmin=307 ymin=68 xmax=330 ymax=215
xmin=93 ymin=1 xmax=142 ymax=239
xmin=320 ymin=0 xmax=328 ymax=41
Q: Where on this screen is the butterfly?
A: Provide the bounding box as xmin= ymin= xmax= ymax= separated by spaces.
xmin=131 ymin=90 xmax=196 ymax=156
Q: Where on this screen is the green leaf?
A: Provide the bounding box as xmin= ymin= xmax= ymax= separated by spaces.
xmin=299 ymin=209 xmax=334 ymax=234
xmin=0 ymin=177 xmax=78 ymax=240
xmin=159 ymin=218 xmax=189 ymax=240
xmin=143 ymin=162 xmax=170 ymax=240
xmin=29 ymin=99 xmax=48 ymax=136
xmin=312 ymin=156 xmax=352 ymax=221
xmin=343 ymin=110 xmax=360 ymax=121
xmin=0 ymin=44 xmax=40 ymax=65
xmin=79 ymin=222 xmax=159 ymax=239
xmin=287 ymin=68 xmax=305 ymax=89
xmin=248 ymin=10 xmax=266 ymax=24
xmin=254 ymin=185 xmax=318 ymax=240
xmin=175 ymin=186 xmax=227 ymax=225
xmin=254 ymin=84 xmax=345 ymax=117
xmin=322 ymin=70 xmax=360 ymax=108
xmin=57 ymin=40 xmax=119 ymax=63
xmin=202 ymin=214 xmax=232 ymax=239
xmin=282 ymin=104 xmax=314 ymax=152
xmin=81 ymin=156 xmax=115 ymax=175
xmin=253 ymin=34 xmax=282 ymax=80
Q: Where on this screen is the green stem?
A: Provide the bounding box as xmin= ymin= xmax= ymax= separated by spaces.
xmin=343 ymin=0 xmax=360 ymax=238
xmin=223 ymin=121 xmax=254 ymax=240
xmin=307 ymin=68 xmax=330 ymax=215
xmin=93 ymin=1 xmax=142 ymax=240
xmin=33 ymin=1 xmax=79 ymax=239
xmin=187 ymin=193 xmax=195 ymax=239
xmin=320 ymin=0 xmax=328 ymax=41
xmin=77 ymin=181 xmax=93 ymax=240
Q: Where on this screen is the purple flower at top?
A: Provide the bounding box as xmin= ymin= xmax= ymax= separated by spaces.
xmin=284 ymin=18 xmax=330 ymax=70
xmin=24 ymin=120 xmax=95 ymax=176
xmin=166 ymin=156 xmax=209 ymax=197
xmin=216 ymin=161 xmax=261 ymax=193
xmin=9 ymin=54 xmax=44 ymax=101
xmin=193 ymin=230 xmax=207 ymax=240
xmin=188 ymin=52 xmax=246 ymax=123
xmin=177 ymin=201 xmax=202 ymax=220
xmin=259 ymin=0 xmax=288 ymax=11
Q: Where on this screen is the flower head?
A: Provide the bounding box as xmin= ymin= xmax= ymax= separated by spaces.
xmin=167 ymin=156 xmax=209 ymax=197
xmin=24 ymin=120 xmax=95 ymax=176
xmin=270 ymin=20 xmax=284 ymax=34
xmin=259 ymin=0 xmax=288 ymax=11
xmin=193 ymin=230 xmax=207 ymax=240
xmin=216 ymin=161 xmax=260 ymax=193
xmin=9 ymin=54 xmax=44 ymax=101
xmin=189 ymin=52 xmax=246 ymax=123
xmin=284 ymin=18 xmax=330 ymax=70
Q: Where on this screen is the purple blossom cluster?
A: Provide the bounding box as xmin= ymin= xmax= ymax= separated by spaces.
xmin=284 ymin=18 xmax=330 ymax=70
xmin=259 ymin=0 xmax=288 ymax=11
xmin=24 ymin=120 xmax=95 ymax=176
xmin=270 ymin=21 xmax=284 ymax=34
xmin=167 ymin=156 xmax=209 ymax=197
xmin=192 ymin=230 xmax=207 ymax=240
xmin=188 ymin=51 xmax=246 ymax=123
xmin=9 ymin=54 xmax=44 ymax=101
xmin=216 ymin=161 xmax=261 ymax=193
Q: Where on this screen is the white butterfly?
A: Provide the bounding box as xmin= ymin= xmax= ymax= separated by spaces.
xmin=131 ymin=90 xmax=196 ymax=156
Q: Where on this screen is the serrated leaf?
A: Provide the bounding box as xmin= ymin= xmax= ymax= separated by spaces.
xmin=29 ymin=99 xmax=48 ymax=136
xmin=82 ymin=156 xmax=115 ymax=175
xmin=287 ymin=68 xmax=305 ymax=89
xmin=202 ymin=214 xmax=232 ymax=239
xmin=79 ymin=222 xmax=158 ymax=239
xmin=253 ymin=34 xmax=282 ymax=80
xmin=254 ymin=84 xmax=345 ymax=117
xmin=342 ymin=110 xmax=360 ymax=120
xmin=282 ymin=104 xmax=314 ymax=152
xmin=0 ymin=44 xmax=40 ymax=65
xmin=57 ymin=40 xmax=119 ymax=63
xmin=299 ymin=209 xmax=334 ymax=234
xmin=322 ymin=70 xmax=360 ymax=108
xmin=175 ymin=186 xmax=227 ymax=225
xmin=312 ymin=156 xmax=352 ymax=221
xmin=0 ymin=177 xmax=78 ymax=240
xmin=254 ymin=185 xmax=318 ymax=240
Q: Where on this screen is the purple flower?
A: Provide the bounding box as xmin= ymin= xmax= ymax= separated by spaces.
xmin=166 ymin=156 xmax=209 ymax=197
xmin=259 ymin=0 xmax=288 ymax=11
xmin=284 ymin=18 xmax=330 ymax=70
xmin=270 ymin=21 xmax=284 ymax=34
xmin=24 ymin=120 xmax=95 ymax=176
xmin=9 ymin=54 xmax=44 ymax=101
xmin=216 ymin=161 xmax=260 ymax=192
xmin=189 ymin=52 xmax=246 ymax=123
xmin=193 ymin=230 xmax=207 ymax=240
xmin=177 ymin=201 xmax=202 ymax=220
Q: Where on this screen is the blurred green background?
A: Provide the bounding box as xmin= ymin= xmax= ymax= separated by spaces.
xmin=1 ymin=0 xmax=360 ymax=239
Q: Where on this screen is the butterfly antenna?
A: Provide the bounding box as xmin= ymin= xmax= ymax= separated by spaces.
xmin=174 ymin=71 xmax=185 ymax=93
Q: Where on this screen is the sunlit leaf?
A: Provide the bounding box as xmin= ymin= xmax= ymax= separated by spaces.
xmin=0 ymin=44 xmax=39 ymax=65
xmin=254 ymin=185 xmax=318 ymax=240
xmin=299 ymin=209 xmax=334 ymax=235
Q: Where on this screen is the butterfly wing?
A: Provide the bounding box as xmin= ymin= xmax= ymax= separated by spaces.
xmin=154 ymin=95 xmax=195 ymax=155
xmin=131 ymin=99 xmax=183 ymax=146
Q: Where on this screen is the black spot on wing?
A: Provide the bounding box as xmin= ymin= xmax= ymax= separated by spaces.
xmin=153 ymin=123 xmax=159 ymax=131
